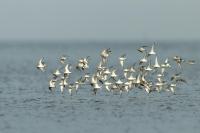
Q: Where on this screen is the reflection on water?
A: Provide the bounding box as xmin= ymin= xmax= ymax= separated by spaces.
xmin=0 ymin=41 xmax=200 ymax=133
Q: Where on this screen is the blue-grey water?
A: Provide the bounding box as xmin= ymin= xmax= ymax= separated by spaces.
xmin=0 ymin=41 xmax=200 ymax=133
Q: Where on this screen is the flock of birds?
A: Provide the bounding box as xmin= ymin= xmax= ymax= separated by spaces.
xmin=36 ymin=44 xmax=195 ymax=96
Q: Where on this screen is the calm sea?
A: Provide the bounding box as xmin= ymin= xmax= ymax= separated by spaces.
xmin=0 ymin=41 xmax=199 ymax=133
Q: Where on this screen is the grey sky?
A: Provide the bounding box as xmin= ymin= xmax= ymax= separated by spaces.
xmin=0 ymin=0 xmax=199 ymax=41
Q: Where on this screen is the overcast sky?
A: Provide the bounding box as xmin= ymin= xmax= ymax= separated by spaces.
xmin=0 ymin=0 xmax=199 ymax=41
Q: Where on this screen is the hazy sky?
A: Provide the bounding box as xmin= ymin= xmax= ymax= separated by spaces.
xmin=0 ymin=0 xmax=199 ymax=41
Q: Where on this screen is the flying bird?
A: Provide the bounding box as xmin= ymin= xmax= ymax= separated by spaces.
xmin=37 ymin=58 xmax=47 ymax=72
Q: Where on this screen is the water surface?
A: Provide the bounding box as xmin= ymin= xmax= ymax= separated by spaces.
xmin=0 ymin=41 xmax=200 ymax=133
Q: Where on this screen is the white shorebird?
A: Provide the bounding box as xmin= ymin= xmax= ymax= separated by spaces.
xmin=161 ymin=58 xmax=171 ymax=68
xmin=76 ymin=61 xmax=83 ymax=70
xmin=103 ymin=68 xmax=111 ymax=75
xmin=155 ymin=77 xmax=166 ymax=92
xmin=168 ymin=83 xmax=176 ymax=94
xmin=124 ymin=81 xmax=132 ymax=92
xmin=187 ymin=60 xmax=195 ymax=65
xmin=67 ymin=83 xmax=75 ymax=96
xmin=49 ymin=79 xmax=56 ymax=91
xmin=37 ymin=58 xmax=47 ymax=72
xmin=128 ymin=65 xmax=136 ymax=73
xmin=155 ymin=82 xmax=163 ymax=92
xmin=173 ymin=56 xmax=185 ymax=68
xmin=83 ymin=73 xmax=91 ymax=82
xmin=145 ymin=62 xmax=153 ymax=71
xmin=76 ymin=56 xmax=90 ymax=71
xmin=53 ymin=69 xmax=61 ymax=78
xmin=127 ymin=73 xmax=136 ymax=82
xmin=91 ymin=74 xmax=98 ymax=85
xmin=59 ymin=77 xmax=66 ymax=93
xmin=64 ymin=64 xmax=72 ymax=77
xmin=137 ymin=46 xmax=148 ymax=53
xmin=123 ymin=68 xmax=129 ymax=78
xmin=100 ymin=48 xmax=111 ymax=64
xmin=139 ymin=55 xmax=148 ymax=65
xmin=136 ymin=74 xmax=141 ymax=84
xmin=110 ymin=69 xmax=118 ymax=79
xmin=104 ymin=81 xmax=112 ymax=92
xmin=92 ymin=83 xmax=102 ymax=95
xmin=115 ymin=79 xmax=124 ymax=95
xmin=148 ymin=44 xmax=156 ymax=56
xmin=60 ymin=55 xmax=67 ymax=64
xmin=116 ymin=79 xmax=124 ymax=86
xmin=82 ymin=56 xmax=90 ymax=69
xmin=59 ymin=80 xmax=64 ymax=93
xmin=141 ymin=75 xmax=147 ymax=83
xmin=144 ymin=84 xmax=151 ymax=93
xmin=154 ymin=56 xmax=160 ymax=68
xmin=74 ymin=81 xmax=80 ymax=93
xmin=119 ymin=54 xmax=127 ymax=68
